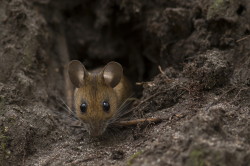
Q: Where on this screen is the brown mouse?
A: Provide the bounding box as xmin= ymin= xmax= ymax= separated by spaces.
xmin=68 ymin=60 xmax=132 ymax=136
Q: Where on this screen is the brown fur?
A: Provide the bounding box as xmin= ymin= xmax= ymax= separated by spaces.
xmin=72 ymin=64 xmax=132 ymax=136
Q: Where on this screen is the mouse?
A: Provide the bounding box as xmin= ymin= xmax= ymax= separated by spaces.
xmin=68 ymin=60 xmax=132 ymax=136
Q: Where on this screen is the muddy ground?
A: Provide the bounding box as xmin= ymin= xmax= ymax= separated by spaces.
xmin=0 ymin=0 xmax=250 ymax=165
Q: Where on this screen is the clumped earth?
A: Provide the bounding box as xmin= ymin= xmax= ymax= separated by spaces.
xmin=0 ymin=0 xmax=250 ymax=165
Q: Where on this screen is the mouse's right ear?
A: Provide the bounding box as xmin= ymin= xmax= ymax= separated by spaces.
xmin=68 ymin=60 xmax=87 ymax=88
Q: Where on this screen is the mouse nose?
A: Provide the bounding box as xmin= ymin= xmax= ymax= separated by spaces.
xmin=88 ymin=123 xmax=105 ymax=137
xmin=89 ymin=128 xmax=103 ymax=137
xmin=87 ymin=120 xmax=109 ymax=137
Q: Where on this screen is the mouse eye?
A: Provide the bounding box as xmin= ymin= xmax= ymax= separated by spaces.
xmin=102 ymin=101 xmax=110 ymax=112
xmin=80 ymin=102 xmax=87 ymax=113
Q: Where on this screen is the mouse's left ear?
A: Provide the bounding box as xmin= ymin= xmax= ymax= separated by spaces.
xmin=102 ymin=62 xmax=123 ymax=88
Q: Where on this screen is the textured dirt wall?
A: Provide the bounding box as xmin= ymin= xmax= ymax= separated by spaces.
xmin=0 ymin=0 xmax=250 ymax=165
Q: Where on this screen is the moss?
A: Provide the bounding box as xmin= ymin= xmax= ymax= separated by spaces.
xmin=0 ymin=128 xmax=10 ymax=162
xmin=127 ymin=151 xmax=143 ymax=166
xmin=0 ymin=97 xmax=5 ymax=112
xmin=186 ymin=149 xmax=225 ymax=166
xmin=211 ymin=0 xmax=224 ymax=8
xmin=0 ymin=97 xmax=8 ymax=117
xmin=207 ymin=0 xmax=227 ymax=20
xmin=186 ymin=149 xmax=205 ymax=166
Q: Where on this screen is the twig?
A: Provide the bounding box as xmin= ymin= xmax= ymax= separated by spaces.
xmin=236 ymin=35 xmax=250 ymax=42
xmin=113 ymin=118 xmax=162 ymax=126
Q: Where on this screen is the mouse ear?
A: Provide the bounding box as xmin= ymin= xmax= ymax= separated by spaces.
xmin=102 ymin=61 xmax=123 ymax=88
xmin=68 ymin=60 xmax=88 ymax=88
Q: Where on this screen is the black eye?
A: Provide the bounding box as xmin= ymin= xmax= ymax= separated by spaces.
xmin=80 ymin=102 xmax=87 ymax=113
xmin=102 ymin=101 xmax=110 ymax=112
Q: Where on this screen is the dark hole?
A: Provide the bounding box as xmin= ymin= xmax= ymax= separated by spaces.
xmin=244 ymin=29 xmax=250 ymax=35
xmin=236 ymin=4 xmax=246 ymax=15
xmin=213 ymin=124 xmax=221 ymax=132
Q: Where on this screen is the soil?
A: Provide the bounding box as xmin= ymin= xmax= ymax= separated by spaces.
xmin=0 ymin=0 xmax=250 ymax=165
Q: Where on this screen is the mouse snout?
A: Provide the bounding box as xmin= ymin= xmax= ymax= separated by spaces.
xmin=87 ymin=121 xmax=107 ymax=137
xmin=89 ymin=129 xmax=103 ymax=137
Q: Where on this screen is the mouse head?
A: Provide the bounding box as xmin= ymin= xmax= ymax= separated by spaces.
xmin=68 ymin=60 xmax=123 ymax=136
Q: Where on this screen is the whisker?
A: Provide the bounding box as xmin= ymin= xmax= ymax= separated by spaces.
xmin=116 ymin=98 xmax=136 ymax=116
xmin=58 ymin=98 xmax=75 ymax=114
xmin=55 ymin=96 xmax=79 ymax=120
xmin=108 ymin=96 xmax=137 ymax=124
xmin=109 ymin=108 xmax=130 ymax=123
xmin=107 ymin=126 xmax=121 ymax=140
xmin=113 ymin=107 xmax=132 ymax=121
xmin=117 ymin=94 xmax=136 ymax=111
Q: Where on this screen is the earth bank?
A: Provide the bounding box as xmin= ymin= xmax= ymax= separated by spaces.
xmin=0 ymin=0 xmax=250 ymax=165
